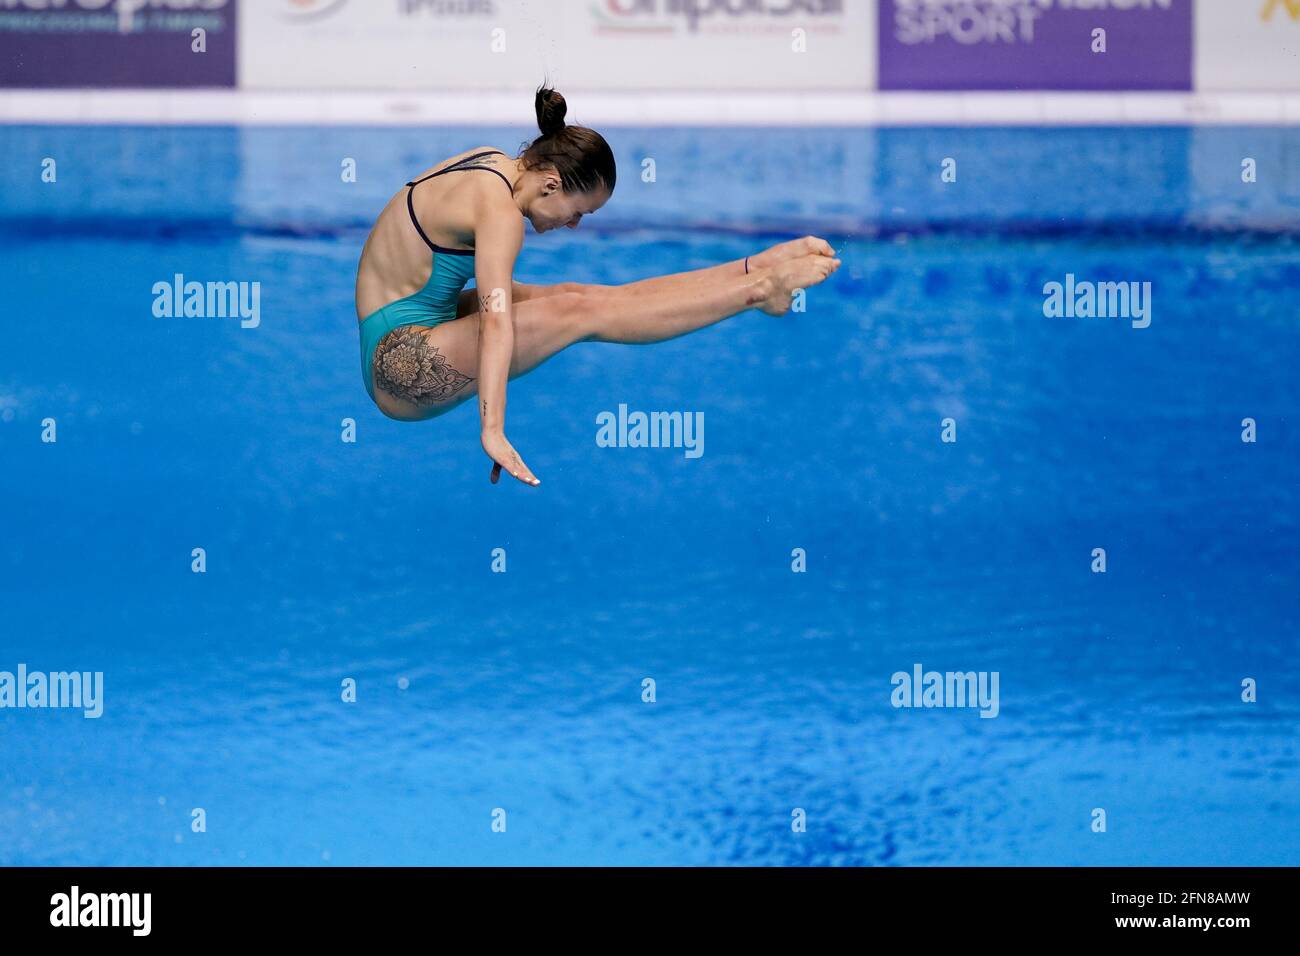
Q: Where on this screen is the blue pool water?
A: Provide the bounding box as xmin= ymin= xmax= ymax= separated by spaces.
xmin=0 ymin=125 xmax=1297 ymax=866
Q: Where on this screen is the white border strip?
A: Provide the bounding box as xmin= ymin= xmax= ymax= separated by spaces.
xmin=2 ymin=90 xmax=1300 ymax=126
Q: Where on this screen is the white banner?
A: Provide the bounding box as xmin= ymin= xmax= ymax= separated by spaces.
xmin=556 ymin=0 xmax=872 ymax=91
xmin=238 ymin=0 xmax=874 ymax=92
xmin=1195 ymin=0 xmax=1300 ymax=91
xmin=239 ymin=0 xmax=546 ymax=90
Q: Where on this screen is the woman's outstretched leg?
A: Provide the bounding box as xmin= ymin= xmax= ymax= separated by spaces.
xmin=609 ymin=235 xmax=836 ymax=300
xmin=454 ymin=236 xmax=836 ymax=320
xmin=583 ymin=251 xmax=839 ymax=344
xmin=378 ymin=251 xmax=839 ymax=421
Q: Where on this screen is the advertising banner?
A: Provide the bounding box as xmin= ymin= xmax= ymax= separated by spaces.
xmin=239 ymin=0 xmax=551 ymax=91
xmin=0 ymin=0 xmax=236 ymax=88
xmin=878 ymin=0 xmax=1193 ymax=91
xmin=239 ymin=0 xmax=872 ymax=92
xmin=1195 ymin=0 xmax=1300 ymax=91
xmin=559 ymin=0 xmax=873 ymax=91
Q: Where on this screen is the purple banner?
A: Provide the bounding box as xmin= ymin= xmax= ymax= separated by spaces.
xmin=878 ymin=0 xmax=1192 ymax=91
xmin=0 ymin=0 xmax=236 ymax=88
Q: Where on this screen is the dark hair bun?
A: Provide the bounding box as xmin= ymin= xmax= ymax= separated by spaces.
xmin=534 ymin=85 xmax=567 ymax=138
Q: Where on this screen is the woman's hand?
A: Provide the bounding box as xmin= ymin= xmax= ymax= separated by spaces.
xmin=482 ymin=428 xmax=541 ymax=487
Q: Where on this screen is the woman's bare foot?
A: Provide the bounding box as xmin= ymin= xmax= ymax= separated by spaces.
xmin=748 ymin=235 xmax=836 ymax=272
xmin=758 ymin=254 xmax=841 ymax=316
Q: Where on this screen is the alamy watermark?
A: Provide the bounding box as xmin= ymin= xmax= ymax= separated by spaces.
xmin=1042 ymin=273 xmax=1151 ymax=329
xmin=0 ymin=664 xmax=103 ymax=718
xmin=891 ymin=663 xmax=999 ymax=718
xmin=152 ymin=273 xmax=260 ymax=329
xmin=596 ymin=403 xmax=704 ymax=459
xmin=50 ymin=886 xmax=150 ymax=936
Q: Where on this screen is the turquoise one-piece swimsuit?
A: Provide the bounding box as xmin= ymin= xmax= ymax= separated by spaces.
xmin=358 ymin=150 xmax=513 ymax=399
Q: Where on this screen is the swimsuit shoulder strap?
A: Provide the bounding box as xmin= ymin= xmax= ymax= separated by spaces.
xmin=406 ymin=150 xmax=513 ymax=192
xmin=405 ymin=150 xmax=514 ymax=253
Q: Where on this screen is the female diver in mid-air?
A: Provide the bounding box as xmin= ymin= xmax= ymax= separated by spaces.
xmin=355 ymin=85 xmax=840 ymax=487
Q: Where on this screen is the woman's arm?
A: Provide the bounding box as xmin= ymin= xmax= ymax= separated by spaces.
xmin=472 ymin=204 xmax=540 ymax=486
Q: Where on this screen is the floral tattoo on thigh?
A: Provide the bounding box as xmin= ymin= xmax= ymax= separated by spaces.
xmin=372 ymin=326 xmax=473 ymax=406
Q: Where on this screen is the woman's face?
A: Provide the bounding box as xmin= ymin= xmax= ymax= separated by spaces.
xmin=528 ymin=175 xmax=610 ymax=233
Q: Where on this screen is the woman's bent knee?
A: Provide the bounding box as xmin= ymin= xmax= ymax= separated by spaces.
xmin=547 ymin=290 xmax=605 ymax=340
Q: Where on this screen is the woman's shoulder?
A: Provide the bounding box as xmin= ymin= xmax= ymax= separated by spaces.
xmin=404 ymin=146 xmax=506 ymax=188
xmin=452 ymin=145 xmax=507 ymax=164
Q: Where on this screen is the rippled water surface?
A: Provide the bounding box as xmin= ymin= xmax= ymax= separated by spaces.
xmin=0 ymin=126 xmax=1297 ymax=865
